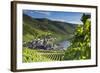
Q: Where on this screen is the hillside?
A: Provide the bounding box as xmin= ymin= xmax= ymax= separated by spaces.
xmin=23 ymin=13 xmax=78 ymax=42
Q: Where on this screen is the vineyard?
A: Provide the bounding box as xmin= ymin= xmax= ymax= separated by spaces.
xmin=23 ymin=48 xmax=65 ymax=62
xmin=23 ymin=12 xmax=91 ymax=62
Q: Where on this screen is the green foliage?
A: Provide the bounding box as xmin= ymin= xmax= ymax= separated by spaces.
xmin=23 ymin=48 xmax=65 ymax=62
xmin=23 ymin=13 xmax=91 ymax=62
xmin=23 ymin=14 xmax=77 ymax=42
xmin=64 ymin=14 xmax=91 ymax=60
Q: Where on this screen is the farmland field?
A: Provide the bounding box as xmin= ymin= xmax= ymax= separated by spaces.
xmin=23 ymin=47 xmax=65 ymax=62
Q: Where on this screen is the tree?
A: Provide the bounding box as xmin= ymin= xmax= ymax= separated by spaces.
xmin=64 ymin=14 xmax=91 ymax=60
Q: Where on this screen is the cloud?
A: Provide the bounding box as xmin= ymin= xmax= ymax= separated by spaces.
xmin=69 ymin=20 xmax=83 ymax=24
xmin=50 ymin=18 xmax=83 ymax=24
xmin=34 ymin=11 xmax=51 ymax=16
xmin=50 ymin=18 xmax=67 ymax=22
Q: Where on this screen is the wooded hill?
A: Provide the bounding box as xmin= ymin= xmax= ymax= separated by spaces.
xmin=23 ymin=13 xmax=78 ymax=42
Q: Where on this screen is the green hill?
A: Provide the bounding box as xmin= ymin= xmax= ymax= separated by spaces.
xmin=23 ymin=13 xmax=78 ymax=42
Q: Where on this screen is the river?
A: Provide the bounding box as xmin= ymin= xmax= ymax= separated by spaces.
xmin=59 ymin=40 xmax=71 ymax=50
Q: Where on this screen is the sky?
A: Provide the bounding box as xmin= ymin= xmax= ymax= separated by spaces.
xmin=23 ymin=10 xmax=88 ymax=24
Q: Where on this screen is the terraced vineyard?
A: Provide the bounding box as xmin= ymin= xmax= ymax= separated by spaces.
xmin=40 ymin=53 xmax=64 ymax=61
xmin=23 ymin=48 xmax=65 ymax=62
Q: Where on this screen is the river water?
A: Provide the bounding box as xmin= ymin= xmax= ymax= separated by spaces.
xmin=59 ymin=40 xmax=71 ymax=50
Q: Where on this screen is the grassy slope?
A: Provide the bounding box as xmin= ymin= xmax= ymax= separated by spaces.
xmin=23 ymin=48 xmax=65 ymax=62
xmin=23 ymin=13 xmax=78 ymax=42
xmin=22 ymin=14 xmax=78 ymax=62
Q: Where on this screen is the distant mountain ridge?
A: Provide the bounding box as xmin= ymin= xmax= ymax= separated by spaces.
xmin=23 ymin=13 xmax=78 ymax=42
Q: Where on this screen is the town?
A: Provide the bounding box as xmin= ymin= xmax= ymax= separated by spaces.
xmin=23 ymin=36 xmax=65 ymax=51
